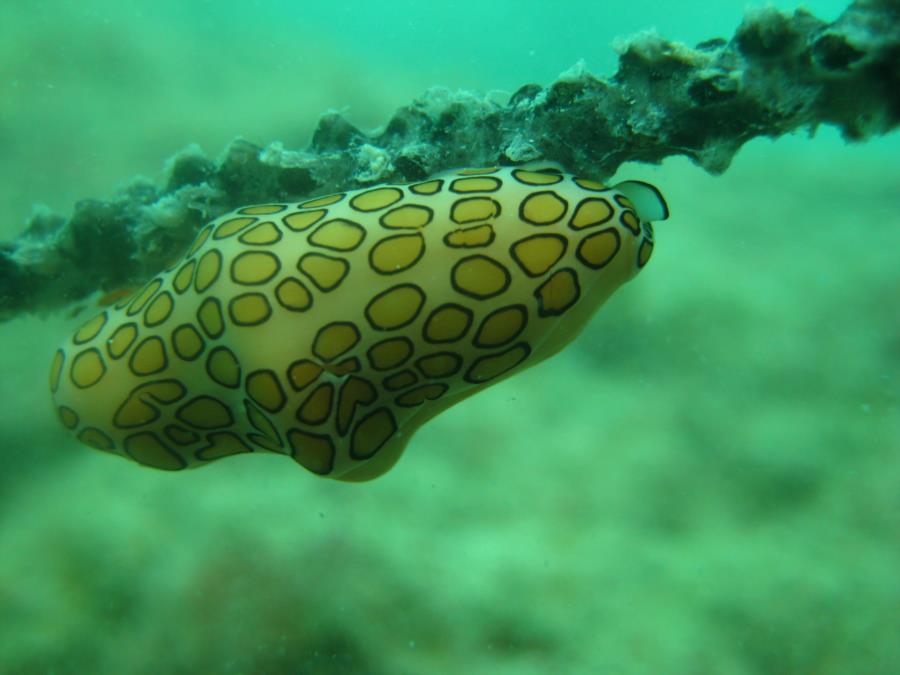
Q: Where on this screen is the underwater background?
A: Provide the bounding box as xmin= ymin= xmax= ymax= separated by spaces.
xmin=1 ymin=1 xmax=898 ymax=673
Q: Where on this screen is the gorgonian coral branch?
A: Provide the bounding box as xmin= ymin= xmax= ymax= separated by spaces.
xmin=3 ymin=0 xmax=897 ymax=320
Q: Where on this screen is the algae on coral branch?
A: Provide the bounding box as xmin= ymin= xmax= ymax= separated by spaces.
xmin=1 ymin=0 xmax=898 ymax=320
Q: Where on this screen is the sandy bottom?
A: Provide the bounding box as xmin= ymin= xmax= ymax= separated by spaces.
xmin=1 ymin=133 xmax=898 ymax=675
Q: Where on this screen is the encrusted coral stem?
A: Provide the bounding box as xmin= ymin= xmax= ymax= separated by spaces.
xmin=2 ymin=0 xmax=898 ymax=320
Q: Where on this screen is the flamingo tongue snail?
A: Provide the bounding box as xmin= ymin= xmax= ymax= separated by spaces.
xmin=49 ymin=164 xmax=668 ymax=481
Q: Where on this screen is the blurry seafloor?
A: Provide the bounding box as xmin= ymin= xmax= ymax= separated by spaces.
xmin=1 ymin=2 xmax=898 ymax=674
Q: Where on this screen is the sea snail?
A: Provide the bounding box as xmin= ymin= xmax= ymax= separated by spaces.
xmin=49 ymin=164 xmax=668 ymax=481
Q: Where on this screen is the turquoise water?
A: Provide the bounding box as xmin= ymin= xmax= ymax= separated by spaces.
xmin=1 ymin=1 xmax=898 ymax=673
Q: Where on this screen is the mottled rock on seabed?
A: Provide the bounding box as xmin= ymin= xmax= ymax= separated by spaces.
xmin=1 ymin=0 xmax=897 ymax=320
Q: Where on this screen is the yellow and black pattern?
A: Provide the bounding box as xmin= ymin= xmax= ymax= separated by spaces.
xmin=50 ymin=164 xmax=667 ymax=481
